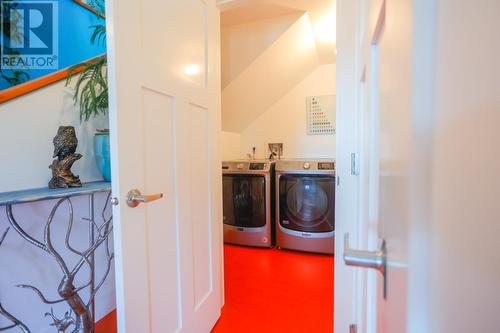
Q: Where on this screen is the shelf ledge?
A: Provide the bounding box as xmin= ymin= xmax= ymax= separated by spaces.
xmin=0 ymin=181 xmax=112 ymax=206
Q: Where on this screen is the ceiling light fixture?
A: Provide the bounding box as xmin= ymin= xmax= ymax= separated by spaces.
xmin=314 ymin=4 xmax=336 ymax=44
xmin=184 ymin=64 xmax=202 ymax=76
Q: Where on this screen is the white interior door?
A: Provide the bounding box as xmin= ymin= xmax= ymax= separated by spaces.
xmin=344 ymin=0 xmax=413 ymax=332
xmin=372 ymin=0 xmax=500 ymax=331
xmin=367 ymin=1 xmax=411 ymax=331
xmin=359 ymin=1 xmax=437 ymax=331
xmin=355 ymin=37 xmax=381 ymax=333
xmin=337 ymin=0 xmax=430 ymax=332
xmin=340 ymin=1 xmax=500 ymax=332
xmin=334 ymin=0 xmax=361 ymax=332
xmin=106 ymin=1 xmax=223 ymax=332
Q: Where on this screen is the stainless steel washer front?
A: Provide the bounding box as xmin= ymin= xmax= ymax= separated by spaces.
xmin=222 ymin=161 xmax=275 ymax=248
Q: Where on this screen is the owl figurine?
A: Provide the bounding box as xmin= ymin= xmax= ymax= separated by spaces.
xmin=53 ymin=126 xmax=78 ymax=161
xmin=49 ymin=126 xmax=82 ymax=189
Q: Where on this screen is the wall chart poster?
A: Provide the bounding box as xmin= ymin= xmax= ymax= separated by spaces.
xmin=306 ymin=95 xmax=336 ymax=135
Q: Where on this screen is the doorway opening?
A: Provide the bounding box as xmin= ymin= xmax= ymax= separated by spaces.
xmin=215 ymin=1 xmax=337 ymax=331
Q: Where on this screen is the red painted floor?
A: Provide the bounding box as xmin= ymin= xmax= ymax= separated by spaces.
xmin=212 ymin=245 xmax=334 ymax=333
xmin=96 ymin=310 xmax=117 ymax=333
xmin=96 ymin=245 xmax=334 ymax=333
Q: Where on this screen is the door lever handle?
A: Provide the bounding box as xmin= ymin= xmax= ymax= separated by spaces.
xmin=126 ymin=189 xmax=164 ymax=208
xmin=343 ymin=233 xmax=388 ymax=298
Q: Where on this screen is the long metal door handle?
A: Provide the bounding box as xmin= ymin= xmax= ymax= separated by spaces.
xmin=126 ymin=189 xmax=164 ymax=208
xmin=343 ymin=233 xmax=388 ymax=298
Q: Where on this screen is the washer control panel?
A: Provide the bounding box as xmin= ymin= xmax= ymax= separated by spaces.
xmin=249 ymin=163 xmax=267 ymax=170
xmin=222 ymin=161 xmax=272 ymax=172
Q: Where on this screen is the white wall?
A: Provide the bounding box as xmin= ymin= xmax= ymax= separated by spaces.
xmin=239 ymin=64 xmax=336 ymax=159
xmin=221 ymin=12 xmax=301 ymax=89
xmin=221 ymin=131 xmax=242 ymax=160
xmin=0 ymin=81 xmax=108 ymax=193
xmin=429 ymin=1 xmax=500 ymax=332
xmin=222 ymin=9 xmax=336 ymax=160
xmin=222 ymin=13 xmax=320 ymax=132
xmin=220 ymin=7 xmax=336 ymax=160
xmin=0 ymin=82 xmax=115 ymax=332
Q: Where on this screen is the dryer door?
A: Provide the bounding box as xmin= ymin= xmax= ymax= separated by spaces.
xmin=223 ymin=175 xmax=266 ymax=228
xmin=279 ymin=175 xmax=335 ymax=233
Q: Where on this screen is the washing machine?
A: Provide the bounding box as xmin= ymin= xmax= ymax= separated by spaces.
xmin=275 ymin=160 xmax=335 ymax=254
xmin=222 ymin=160 xmax=275 ymax=248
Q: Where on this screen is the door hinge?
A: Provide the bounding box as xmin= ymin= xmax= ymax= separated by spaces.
xmin=351 ymin=153 xmax=360 ymax=176
xmin=349 ymin=324 xmax=358 ymax=333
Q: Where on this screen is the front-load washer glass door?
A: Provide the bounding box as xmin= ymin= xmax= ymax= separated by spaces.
xmin=279 ymin=175 xmax=335 ymax=233
xmin=223 ymin=175 xmax=266 ymax=228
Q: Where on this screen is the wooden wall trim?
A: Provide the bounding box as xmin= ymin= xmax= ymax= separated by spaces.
xmin=0 ymin=54 xmax=105 ymax=104
xmin=73 ymin=0 xmax=105 ymax=18
xmin=0 ymin=0 xmax=105 ymax=104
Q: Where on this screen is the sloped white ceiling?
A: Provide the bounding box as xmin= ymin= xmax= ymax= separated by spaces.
xmin=222 ymin=13 xmax=320 ymax=132
xmin=220 ymin=3 xmax=303 ymax=27
xmin=221 ymin=12 xmax=303 ymax=88
xmin=221 ymin=0 xmax=336 ymax=132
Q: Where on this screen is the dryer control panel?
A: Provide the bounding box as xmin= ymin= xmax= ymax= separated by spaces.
xmin=318 ymin=162 xmax=335 ymax=170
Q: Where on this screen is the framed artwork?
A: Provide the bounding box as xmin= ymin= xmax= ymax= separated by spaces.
xmin=306 ymin=95 xmax=336 ymax=135
xmin=0 ymin=0 xmax=106 ymax=103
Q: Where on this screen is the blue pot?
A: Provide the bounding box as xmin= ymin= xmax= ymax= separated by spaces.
xmin=94 ymin=132 xmax=111 ymax=182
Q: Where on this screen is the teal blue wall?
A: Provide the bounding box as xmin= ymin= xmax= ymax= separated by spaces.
xmin=1 ymin=0 xmax=106 ymax=90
